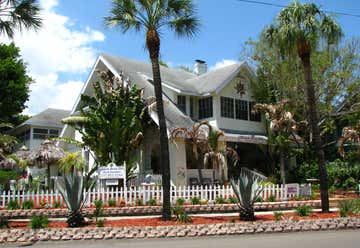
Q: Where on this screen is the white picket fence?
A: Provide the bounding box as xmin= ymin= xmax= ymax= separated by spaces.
xmin=0 ymin=184 xmax=299 ymax=209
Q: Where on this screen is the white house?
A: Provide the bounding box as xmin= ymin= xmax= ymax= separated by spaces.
xmin=60 ymin=54 xmax=269 ymax=186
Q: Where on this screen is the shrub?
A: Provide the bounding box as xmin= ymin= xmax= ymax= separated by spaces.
xmin=29 ymin=216 xmax=49 ymax=229
xmin=190 ymin=197 xmax=200 ymax=205
xmin=96 ymin=219 xmax=105 ymax=227
xmin=93 ymin=200 xmax=103 ymax=222
xmin=267 ymin=195 xmax=276 ymax=202
xmin=255 ymin=196 xmax=263 ymax=203
xmin=200 ymin=199 xmax=208 ymax=205
xmin=7 ymin=200 xmax=19 ymax=210
xmin=0 ymin=216 xmax=9 ymax=229
xmin=172 ymin=205 xmax=192 ymax=223
xmin=228 ymin=196 xmax=238 ymax=204
xmin=146 ymin=199 xmax=157 ymax=206
xmin=0 ymin=171 xmax=19 ymax=189
xmin=215 ymin=197 xmax=226 ymax=204
xmin=108 ymin=199 xmax=116 ymax=207
xmin=296 ymin=206 xmax=312 ymax=217
xmin=135 ymin=198 xmax=144 ymax=206
xmin=274 ymin=211 xmax=284 ymax=221
xmin=175 ymin=198 xmax=185 ymax=206
xmin=339 ymin=208 xmax=348 ymax=217
xmin=339 ymin=199 xmax=360 ymax=217
xmin=21 ymin=200 xmax=34 ymax=210
xmin=343 ymin=177 xmax=357 ymax=190
xmin=53 ymin=200 xmax=62 ymax=208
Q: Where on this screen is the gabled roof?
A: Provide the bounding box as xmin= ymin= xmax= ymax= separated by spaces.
xmin=11 ymin=108 xmax=70 ymax=134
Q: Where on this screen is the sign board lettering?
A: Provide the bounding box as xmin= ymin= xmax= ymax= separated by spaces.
xmin=105 ymin=179 xmax=118 ymax=186
xmin=98 ymin=163 xmax=125 ymax=180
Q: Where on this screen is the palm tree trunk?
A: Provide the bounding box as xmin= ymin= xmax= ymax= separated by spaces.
xmin=147 ymin=29 xmax=171 ymax=221
xmin=279 ymin=149 xmax=286 ymax=185
xmin=300 ymin=54 xmax=329 ymax=212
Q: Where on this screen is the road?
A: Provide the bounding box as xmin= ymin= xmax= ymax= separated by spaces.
xmin=3 ymin=230 xmax=360 ymax=248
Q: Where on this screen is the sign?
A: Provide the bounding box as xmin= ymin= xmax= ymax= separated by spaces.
xmin=105 ymin=179 xmax=119 ymax=186
xmin=286 ymin=183 xmax=299 ymax=194
xmin=98 ymin=162 xmax=126 ymax=180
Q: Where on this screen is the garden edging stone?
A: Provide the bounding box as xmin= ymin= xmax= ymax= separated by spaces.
xmin=0 ymin=216 xmax=359 ymax=244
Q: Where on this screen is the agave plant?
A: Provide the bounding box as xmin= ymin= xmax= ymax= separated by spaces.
xmin=56 ymin=173 xmax=87 ymax=227
xmin=230 ymin=168 xmax=267 ymax=221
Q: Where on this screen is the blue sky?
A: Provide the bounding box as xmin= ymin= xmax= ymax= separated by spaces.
xmin=1 ymin=0 xmax=359 ymax=115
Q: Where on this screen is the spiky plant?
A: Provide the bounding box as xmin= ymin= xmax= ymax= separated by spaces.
xmin=230 ymin=168 xmax=267 ymax=221
xmin=56 ymin=173 xmax=87 ymax=227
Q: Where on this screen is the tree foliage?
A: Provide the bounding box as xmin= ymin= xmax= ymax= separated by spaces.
xmin=63 ymin=70 xmax=150 ymax=180
xmin=0 ymin=0 xmax=42 ymax=38
xmin=0 ymin=43 xmax=31 ymax=124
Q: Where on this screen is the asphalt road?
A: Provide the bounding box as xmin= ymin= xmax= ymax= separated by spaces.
xmin=3 ymin=230 xmax=360 ymax=248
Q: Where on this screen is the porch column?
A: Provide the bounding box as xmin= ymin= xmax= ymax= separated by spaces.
xmin=168 ymin=138 xmax=187 ymax=185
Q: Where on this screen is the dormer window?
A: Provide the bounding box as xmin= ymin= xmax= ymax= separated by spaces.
xmin=177 ymin=95 xmax=186 ymax=114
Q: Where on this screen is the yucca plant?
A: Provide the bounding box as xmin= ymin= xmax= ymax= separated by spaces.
xmin=56 ymin=173 xmax=87 ymax=227
xmin=230 ymin=168 xmax=267 ymax=221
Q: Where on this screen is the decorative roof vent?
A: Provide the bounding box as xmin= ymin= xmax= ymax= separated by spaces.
xmin=194 ymin=59 xmax=207 ymax=75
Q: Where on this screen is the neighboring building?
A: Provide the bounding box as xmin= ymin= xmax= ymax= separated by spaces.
xmin=9 ymin=108 xmax=70 ymax=150
xmin=61 ymin=54 xmax=268 ymax=185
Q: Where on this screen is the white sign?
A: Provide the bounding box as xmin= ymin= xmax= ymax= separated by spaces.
xmin=98 ymin=163 xmax=126 ymax=180
xmin=105 ymin=179 xmax=119 ymax=186
xmin=286 ymin=183 xmax=299 ymax=194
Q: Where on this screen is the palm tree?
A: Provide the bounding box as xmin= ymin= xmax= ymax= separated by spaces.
xmin=105 ymin=0 xmax=199 ymax=220
xmin=0 ymin=0 xmax=42 ymax=38
xmin=263 ymin=1 xmax=342 ymax=212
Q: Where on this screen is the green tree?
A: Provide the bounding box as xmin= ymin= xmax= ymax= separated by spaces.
xmin=105 ymin=0 xmax=200 ymax=220
xmin=263 ymin=1 xmax=343 ymax=212
xmin=0 ymin=43 xmax=31 ymax=124
xmin=62 ymin=70 xmax=149 ymax=182
xmin=0 ymin=0 xmax=42 ymax=38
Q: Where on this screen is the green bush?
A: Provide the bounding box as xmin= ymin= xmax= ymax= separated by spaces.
xmin=215 ymin=197 xmax=226 ymax=204
xmin=29 ymin=216 xmax=49 ymax=229
xmin=108 ymin=199 xmax=116 ymax=207
xmin=93 ymin=200 xmax=103 ymax=222
xmin=296 ymin=206 xmax=312 ymax=217
xmin=190 ymin=197 xmax=200 ymax=205
xmin=274 ymin=211 xmax=284 ymax=221
xmin=96 ymin=219 xmax=105 ymax=227
xmin=255 ymin=196 xmax=263 ymax=203
xmin=228 ymin=196 xmax=238 ymax=204
xmin=0 ymin=216 xmax=9 ymax=229
xmin=146 ymin=199 xmax=157 ymax=206
xmin=135 ymin=198 xmax=144 ymax=206
xmin=0 ymin=170 xmax=19 ymax=189
xmin=267 ymin=195 xmax=276 ymax=202
xmin=21 ymin=200 xmax=34 ymax=210
xmin=7 ymin=200 xmax=19 ymax=210
xmin=53 ymin=200 xmax=62 ymax=208
xmin=339 ymin=199 xmax=360 ymax=217
xmin=175 ymin=198 xmax=185 ymax=206
xmin=172 ymin=205 xmax=192 ymax=223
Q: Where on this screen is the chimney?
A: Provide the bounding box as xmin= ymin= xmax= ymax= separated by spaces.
xmin=194 ymin=59 xmax=207 ymax=75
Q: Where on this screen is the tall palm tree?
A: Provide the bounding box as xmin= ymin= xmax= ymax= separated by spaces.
xmin=105 ymin=0 xmax=199 ymax=220
xmin=0 ymin=0 xmax=42 ymax=38
xmin=263 ymin=1 xmax=342 ymax=212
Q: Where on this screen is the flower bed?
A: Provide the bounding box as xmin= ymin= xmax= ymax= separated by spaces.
xmin=1 ymin=216 xmax=359 ymax=243
xmin=0 ymin=200 xmax=323 ymax=219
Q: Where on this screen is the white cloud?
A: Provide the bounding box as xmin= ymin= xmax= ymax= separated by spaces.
xmin=0 ymin=0 xmax=105 ymax=114
xmin=210 ymin=59 xmax=238 ymax=71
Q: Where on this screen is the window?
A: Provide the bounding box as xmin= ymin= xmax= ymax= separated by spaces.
xmin=190 ymin=97 xmax=194 ymax=118
xmin=220 ymin=97 xmax=234 ymax=118
xmin=19 ymin=130 xmax=30 ymax=142
xmin=235 ymin=100 xmax=249 ymax=120
xmin=249 ymin=102 xmax=262 ymax=122
xmin=32 ymin=128 xmax=60 ymax=139
xmin=198 ymin=97 xmax=213 ymax=119
xmin=33 ymin=128 xmax=48 ymax=139
xmin=177 ymin=95 xmax=186 ymax=113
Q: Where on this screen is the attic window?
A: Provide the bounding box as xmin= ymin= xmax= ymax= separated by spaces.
xmin=177 ymin=95 xmax=186 ymax=114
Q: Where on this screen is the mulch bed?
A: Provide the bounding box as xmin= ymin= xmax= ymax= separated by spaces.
xmin=8 ymin=211 xmax=352 ymax=229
